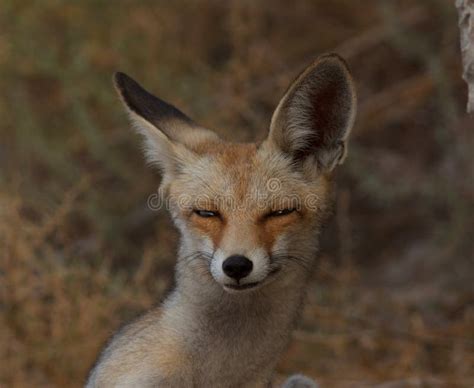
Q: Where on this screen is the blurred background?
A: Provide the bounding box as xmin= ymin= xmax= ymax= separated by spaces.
xmin=1 ymin=1 xmax=473 ymax=387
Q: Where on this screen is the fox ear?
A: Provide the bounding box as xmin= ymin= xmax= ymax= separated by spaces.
xmin=267 ymin=54 xmax=356 ymax=172
xmin=113 ymin=72 xmax=219 ymax=173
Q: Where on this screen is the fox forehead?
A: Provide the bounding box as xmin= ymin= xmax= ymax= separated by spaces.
xmin=168 ymin=140 xmax=329 ymax=216
xmin=171 ymin=142 xmax=308 ymax=207
xmin=192 ymin=141 xmax=263 ymax=202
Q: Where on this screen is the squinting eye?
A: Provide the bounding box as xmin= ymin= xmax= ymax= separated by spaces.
xmin=194 ymin=209 xmax=220 ymax=218
xmin=267 ymin=208 xmax=296 ymax=218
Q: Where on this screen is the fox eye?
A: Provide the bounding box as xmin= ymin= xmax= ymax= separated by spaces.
xmin=194 ymin=209 xmax=220 ymax=218
xmin=266 ymin=208 xmax=296 ymax=218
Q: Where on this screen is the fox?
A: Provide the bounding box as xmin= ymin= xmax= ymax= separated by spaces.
xmin=87 ymin=53 xmax=356 ymax=388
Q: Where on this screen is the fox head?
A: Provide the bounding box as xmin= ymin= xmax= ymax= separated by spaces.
xmin=114 ymin=54 xmax=356 ymax=294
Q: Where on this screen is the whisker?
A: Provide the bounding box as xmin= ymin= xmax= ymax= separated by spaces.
xmin=180 ymin=251 xmax=213 ymax=270
xmin=271 ymin=252 xmax=313 ymax=273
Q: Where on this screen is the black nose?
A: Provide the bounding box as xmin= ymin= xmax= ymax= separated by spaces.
xmin=222 ymin=255 xmax=253 ymax=281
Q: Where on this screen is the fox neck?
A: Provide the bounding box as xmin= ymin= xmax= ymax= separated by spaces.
xmin=166 ymin=253 xmax=314 ymax=384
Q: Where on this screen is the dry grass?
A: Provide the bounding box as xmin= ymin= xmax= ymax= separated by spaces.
xmin=1 ymin=1 xmax=473 ymax=387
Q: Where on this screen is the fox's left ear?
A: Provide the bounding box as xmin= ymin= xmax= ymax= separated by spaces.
xmin=266 ymin=54 xmax=356 ymax=172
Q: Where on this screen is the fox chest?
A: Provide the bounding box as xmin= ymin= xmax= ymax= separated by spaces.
xmin=182 ymin=320 xmax=291 ymax=387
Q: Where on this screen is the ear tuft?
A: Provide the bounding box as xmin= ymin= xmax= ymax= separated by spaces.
xmin=268 ymin=53 xmax=357 ymax=172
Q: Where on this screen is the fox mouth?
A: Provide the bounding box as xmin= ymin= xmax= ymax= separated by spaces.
xmin=224 ymin=282 xmax=260 ymax=291
xmin=223 ymin=267 xmax=281 ymax=292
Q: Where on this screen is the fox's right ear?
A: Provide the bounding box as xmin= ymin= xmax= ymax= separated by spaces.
xmin=113 ymin=72 xmax=218 ymax=174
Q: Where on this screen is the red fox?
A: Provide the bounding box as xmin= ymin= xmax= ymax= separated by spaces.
xmin=87 ymin=53 xmax=356 ymax=387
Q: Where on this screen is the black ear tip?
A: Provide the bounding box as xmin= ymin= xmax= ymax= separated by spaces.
xmin=113 ymin=71 xmax=130 ymax=90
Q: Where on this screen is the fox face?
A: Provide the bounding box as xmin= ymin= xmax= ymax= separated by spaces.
xmin=166 ymin=141 xmax=332 ymax=292
xmin=115 ymin=54 xmax=356 ymax=293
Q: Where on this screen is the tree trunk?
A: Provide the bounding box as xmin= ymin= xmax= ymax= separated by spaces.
xmin=456 ymin=0 xmax=474 ymax=113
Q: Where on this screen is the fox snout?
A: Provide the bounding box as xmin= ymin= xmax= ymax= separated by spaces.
xmin=210 ymin=247 xmax=275 ymax=292
xmin=222 ymin=255 xmax=253 ymax=281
